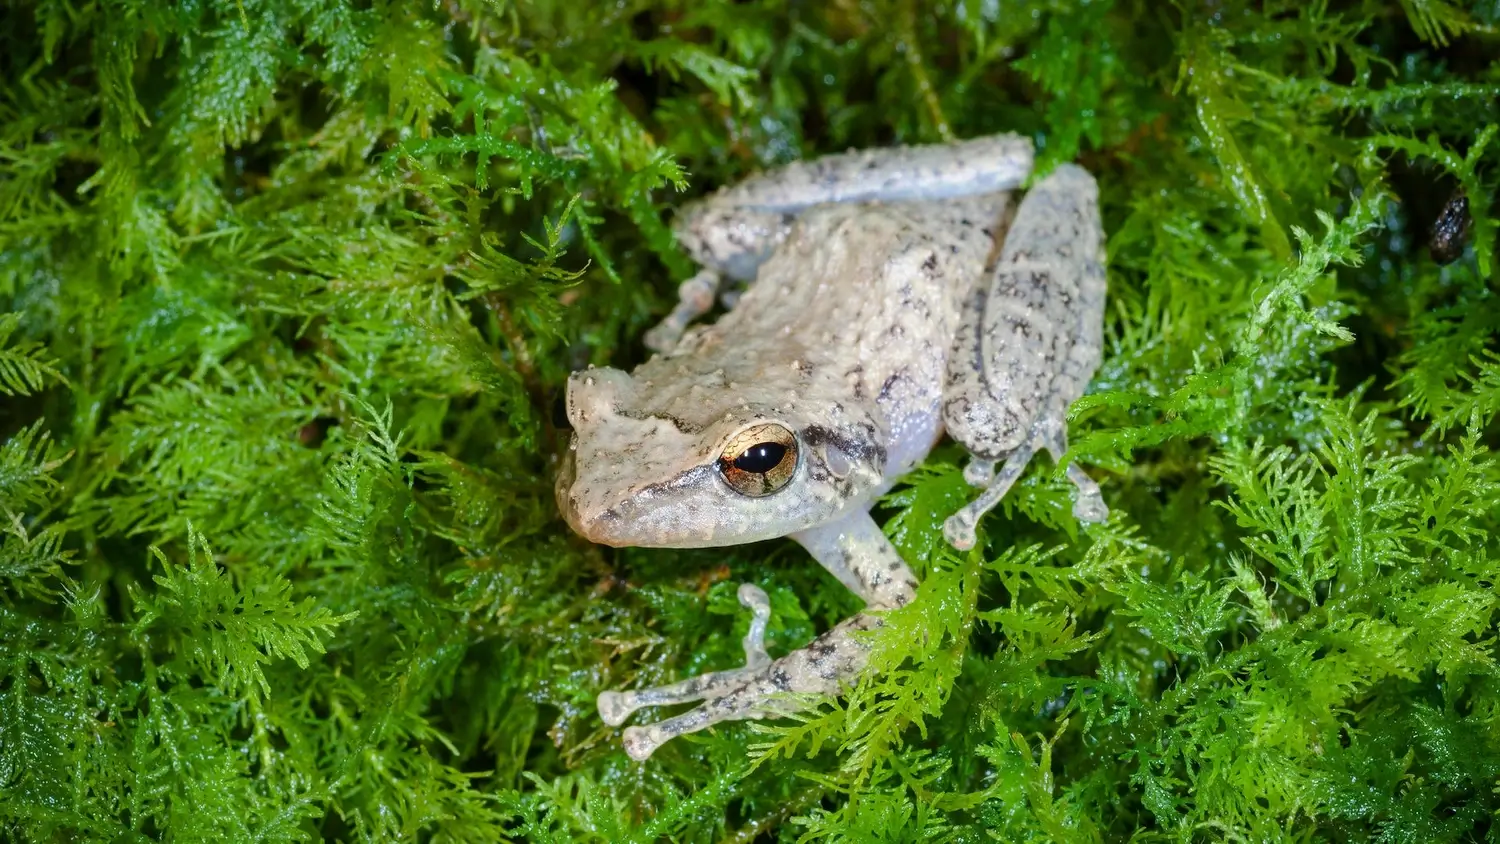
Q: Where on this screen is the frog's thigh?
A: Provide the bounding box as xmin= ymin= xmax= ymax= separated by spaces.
xmin=706 ymin=133 xmax=1033 ymax=212
xmin=944 ymin=163 xmax=1104 ymax=455
xmin=657 ymin=134 xmax=1038 ymax=353
xmin=941 ymin=164 xmax=1108 ymax=547
xmin=673 ymin=133 xmax=1036 ymax=281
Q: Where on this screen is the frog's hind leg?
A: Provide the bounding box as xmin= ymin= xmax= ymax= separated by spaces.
xmin=601 ymin=510 xmax=917 ymax=760
xmin=941 ymin=163 xmax=1108 ymax=550
xmin=677 ymin=133 xmax=1033 ymax=275
xmin=942 ymin=419 xmax=1108 ymax=550
xmin=943 ymin=439 xmax=1040 ymax=551
xmin=1049 ymin=428 xmax=1109 ymax=524
xmin=648 ymin=134 xmax=1037 ymax=353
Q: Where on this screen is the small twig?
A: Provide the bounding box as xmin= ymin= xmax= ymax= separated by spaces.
xmin=486 ymin=293 xmax=558 ymax=452
xmin=898 ymin=0 xmax=953 ymax=142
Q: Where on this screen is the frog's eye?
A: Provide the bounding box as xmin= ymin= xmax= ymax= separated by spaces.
xmin=717 ymin=423 xmax=798 ymax=497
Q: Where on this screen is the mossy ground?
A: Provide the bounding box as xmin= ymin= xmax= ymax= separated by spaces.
xmin=2 ymin=1 xmax=1499 ymax=841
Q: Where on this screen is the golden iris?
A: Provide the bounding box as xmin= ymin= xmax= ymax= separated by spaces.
xmin=717 ymin=423 xmax=798 ymax=496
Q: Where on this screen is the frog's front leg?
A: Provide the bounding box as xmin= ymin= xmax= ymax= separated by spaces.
xmin=597 ymin=581 xmax=772 ymax=727
xmin=598 ymin=509 xmax=916 ymax=761
xmin=942 ymin=163 xmax=1109 ymax=549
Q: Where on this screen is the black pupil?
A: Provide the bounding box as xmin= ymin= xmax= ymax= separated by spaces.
xmin=733 ymin=442 xmax=787 ymax=474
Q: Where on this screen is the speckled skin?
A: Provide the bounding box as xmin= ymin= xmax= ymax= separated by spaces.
xmin=556 ymin=133 xmax=1108 ymax=760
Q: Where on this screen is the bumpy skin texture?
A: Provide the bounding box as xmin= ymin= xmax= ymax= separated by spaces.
xmin=556 ymin=133 xmax=1108 ymax=760
xmin=941 ymin=165 xmax=1109 ymax=548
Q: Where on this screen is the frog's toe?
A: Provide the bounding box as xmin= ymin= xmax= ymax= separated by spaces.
xmin=737 ymin=583 xmax=772 ymax=670
xmin=621 ymin=725 xmax=660 ymax=761
xmin=1072 ymin=493 xmax=1109 ymax=523
xmin=962 ymin=457 xmax=996 ymax=488
xmin=598 ymin=690 xmax=641 ymax=727
xmin=642 ymin=323 xmax=681 ymax=355
xmin=943 ymin=512 xmax=978 ymax=551
xmin=737 ymin=582 xmax=769 ymax=608
xmin=1065 ymin=463 xmax=1108 ymax=523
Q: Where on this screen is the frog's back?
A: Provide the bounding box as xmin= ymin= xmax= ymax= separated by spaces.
xmin=669 ymin=194 xmax=1011 ymax=477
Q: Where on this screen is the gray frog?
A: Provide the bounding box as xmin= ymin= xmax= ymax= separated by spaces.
xmin=555 ymin=133 xmax=1108 ymax=761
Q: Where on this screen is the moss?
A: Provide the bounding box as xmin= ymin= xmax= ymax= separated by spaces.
xmin=1 ymin=0 xmax=1498 ymax=840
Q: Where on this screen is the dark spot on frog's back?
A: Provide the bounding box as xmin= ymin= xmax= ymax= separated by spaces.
xmin=805 ymin=640 xmax=840 ymax=680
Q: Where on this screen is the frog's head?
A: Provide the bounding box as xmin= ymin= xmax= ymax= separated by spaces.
xmin=555 ymin=363 xmax=886 ymax=548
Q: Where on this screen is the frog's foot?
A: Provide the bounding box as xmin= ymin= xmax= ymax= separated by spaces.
xmin=619 ymin=614 xmax=878 ymax=761
xmin=943 ymin=429 xmax=1107 ymax=550
xmin=944 ymin=444 xmax=1037 ymax=551
xmin=643 ymin=269 xmax=720 ymax=355
xmin=1065 ymin=462 xmax=1109 ymax=523
xmin=597 ymin=583 xmax=772 ymax=732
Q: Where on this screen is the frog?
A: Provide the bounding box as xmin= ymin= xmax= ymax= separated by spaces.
xmin=555 ymin=132 xmax=1109 ymax=761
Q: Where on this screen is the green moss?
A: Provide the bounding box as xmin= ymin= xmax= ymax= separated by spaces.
xmin=2 ymin=0 xmax=1498 ymax=840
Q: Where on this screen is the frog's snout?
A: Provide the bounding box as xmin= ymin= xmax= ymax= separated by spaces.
xmin=555 ymin=448 xmax=630 ymax=548
xmin=562 ymin=499 xmax=630 ymax=548
xmin=554 ymin=441 xmax=579 ymax=518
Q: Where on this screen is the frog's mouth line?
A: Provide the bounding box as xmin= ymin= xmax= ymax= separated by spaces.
xmin=555 ymin=443 xmax=701 ymax=547
xmin=561 ymin=447 xmax=807 ymax=549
